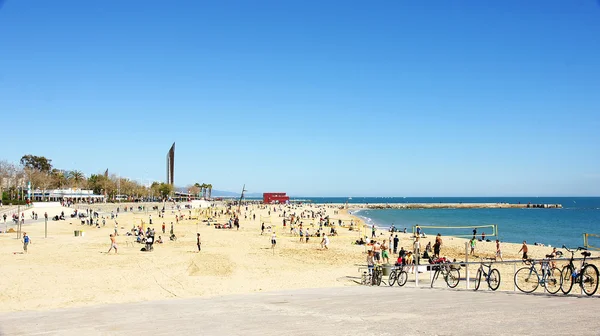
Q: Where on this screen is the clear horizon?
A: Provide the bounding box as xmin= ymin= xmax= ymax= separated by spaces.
xmin=1 ymin=1 xmax=599 ymax=196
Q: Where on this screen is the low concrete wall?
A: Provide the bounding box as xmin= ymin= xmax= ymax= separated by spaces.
xmin=33 ymin=202 xmax=62 ymax=208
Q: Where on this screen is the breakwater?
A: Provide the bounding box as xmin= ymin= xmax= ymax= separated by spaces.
xmin=347 ymin=203 xmax=562 ymax=209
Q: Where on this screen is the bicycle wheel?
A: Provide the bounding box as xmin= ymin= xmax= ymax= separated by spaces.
xmin=446 ymin=268 xmax=460 ymax=288
xmin=514 ymin=267 xmax=539 ymax=293
xmin=375 ymin=270 xmax=383 ymax=286
xmin=474 ymin=269 xmax=482 ymax=291
xmin=430 ymin=269 xmax=439 ymax=288
xmin=397 ymin=271 xmax=408 ymax=287
xmin=581 ymin=264 xmax=599 ymax=296
xmin=361 ymin=273 xmax=367 ymax=286
xmin=560 ymin=265 xmax=574 ymax=295
xmin=488 ymin=268 xmax=501 ymax=291
xmin=545 ymin=267 xmax=561 ymax=294
xmin=388 ymin=270 xmax=397 ymax=286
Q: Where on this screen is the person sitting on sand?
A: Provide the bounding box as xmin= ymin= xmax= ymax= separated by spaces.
xmin=156 ymin=236 xmax=163 ymax=244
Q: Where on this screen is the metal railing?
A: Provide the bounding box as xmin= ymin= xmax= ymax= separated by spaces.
xmin=357 ymin=256 xmax=600 ymax=296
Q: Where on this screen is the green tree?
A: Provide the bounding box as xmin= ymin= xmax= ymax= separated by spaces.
xmin=67 ymin=170 xmax=85 ymax=188
xmin=20 ymin=155 xmax=52 ymax=172
xmin=158 ymin=183 xmax=174 ymax=198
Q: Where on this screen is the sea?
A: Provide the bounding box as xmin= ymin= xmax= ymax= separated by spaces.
xmin=287 ymin=197 xmax=600 ymax=249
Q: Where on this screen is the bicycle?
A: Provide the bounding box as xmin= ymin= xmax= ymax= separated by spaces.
xmin=514 ymin=257 xmax=561 ymax=294
xmin=388 ymin=264 xmax=408 ymax=287
xmin=361 ymin=265 xmax=383 ymax=286
xmin=474 ymin=258 xmax=501 ymax=291
xmin=559 ymin=246 xmax=599 ymax=296
xmin=430 ymin=262 xmax=460 ymax=288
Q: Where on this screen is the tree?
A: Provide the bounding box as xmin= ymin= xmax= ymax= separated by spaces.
xmin=206 ymin=184 xmax=213 ymax=199
xmin=188 ymin=184 xmax=200 ymax=198
xmin=67 ymin=170 xmax=85 ymax=189
xmin=20 ymin=155 xmax=52 ymax=172
xmin=158 ymin=183 xmax=173 ymax=198
xmin=50 ymin=169 xmax=67 ymax=189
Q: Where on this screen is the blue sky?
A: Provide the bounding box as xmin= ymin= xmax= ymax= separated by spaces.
xmin=1 ymin=0 xmax=599 ymax=196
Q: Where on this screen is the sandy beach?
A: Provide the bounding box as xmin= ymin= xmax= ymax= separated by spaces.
xmin=0 ymin=202 xmax=597 ymax=312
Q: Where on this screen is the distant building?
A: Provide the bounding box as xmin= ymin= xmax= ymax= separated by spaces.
xmin=166 ymin=142 xmax=175 ymax=185
xmin=31 ymin=189 xmax=105 ymax=202
xmin=263 ymin=192 xmax=290 ymax=204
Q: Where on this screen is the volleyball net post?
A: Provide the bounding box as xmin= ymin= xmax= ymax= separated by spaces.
xmin=412 ymin=224 xmax=498 ymax=239
xmin=583 ymin=233 xmax=600 ymax=251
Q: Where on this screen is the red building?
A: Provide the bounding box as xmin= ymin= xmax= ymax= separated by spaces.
xmin=263 ymin=192 xmax=290 ymax=204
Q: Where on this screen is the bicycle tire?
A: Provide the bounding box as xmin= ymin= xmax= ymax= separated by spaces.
xmin=431 ymin=269 xmax=439 ymax=288
xmin=515 ymin=267 xmax=539 ymax=293
xmin=388 ymin=270 xmax=397 ymax=286
xmin=560 ymin=265 xmax=574 ymax=295
xmin=397 ymin=271 xmax=408 ymax=287
xmin=474 ymin=269 xmax=482 ymax=291
xmin=545 ymin=267 xmax=561 ymax=294
xmin=488 ymin=268 xmax=501 ymax=291
xmin=375 ymin=270 xmax=383 ymax=286
xmin=446 ymin=268 xmax=460 ymax=288
xmin=581 ymin=264 xmax=599 ymax=296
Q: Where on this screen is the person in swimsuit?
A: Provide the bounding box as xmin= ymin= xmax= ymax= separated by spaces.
xmin=518 ymin=241 xmax=528 ymax=260
xmin=495 ymin=240 xmax=503 ymax=261
xmin=107 ymin=234 xmax=118 ymax=254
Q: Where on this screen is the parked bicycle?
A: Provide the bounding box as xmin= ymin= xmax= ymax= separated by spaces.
xmin=430 ymin=261 xmax=460 ymax=288
xmin=361 ymin=264 xmax=383 ymax=286
xmin=474 ymin=257 xmax=501 ymax=291
xmin=514 ymin=256 xmax=561 ymax=294
xmin=388 ymin=264 xmax=408 ymax=287
xmin=560 ymin=246 xmax=599 ymax=296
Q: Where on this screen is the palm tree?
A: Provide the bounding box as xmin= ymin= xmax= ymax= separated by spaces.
xmin=206 ymin=184 xmax=212 ymax=199
xmin=194 ymin=183 xmax=202 ymax=198
xmin=68 ymin=170 xmax=85 ymax=189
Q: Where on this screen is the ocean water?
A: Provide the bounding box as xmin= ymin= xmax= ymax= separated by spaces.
xmin=292 ymin=197 xmax=600 ymax=248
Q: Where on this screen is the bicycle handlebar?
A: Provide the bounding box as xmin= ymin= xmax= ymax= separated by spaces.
xmin=562 ymin=246 xmax=587 ymax=253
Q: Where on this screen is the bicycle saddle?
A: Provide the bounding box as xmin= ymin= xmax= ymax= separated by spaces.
xmin=545 ymin=254 xmax=554 ymax=258
xmin=581 ymin=251 xmax=591 ymax=257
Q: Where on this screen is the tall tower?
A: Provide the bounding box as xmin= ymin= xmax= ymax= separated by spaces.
xmin=166 ymin=142 xmax=175 ymax=185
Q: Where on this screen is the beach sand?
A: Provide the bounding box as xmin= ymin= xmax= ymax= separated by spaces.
xmin=0 ymin=202 xmax=597 ymax=312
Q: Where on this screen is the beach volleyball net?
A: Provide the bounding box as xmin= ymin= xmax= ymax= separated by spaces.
xmin=412 ymin=224 xmax=498 ymax=238
xmin=583 ymin=233 xmax=600 ymax=251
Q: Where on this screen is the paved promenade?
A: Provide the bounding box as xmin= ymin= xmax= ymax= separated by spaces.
xmin=0 ymin=287 xmax=597 ymax=336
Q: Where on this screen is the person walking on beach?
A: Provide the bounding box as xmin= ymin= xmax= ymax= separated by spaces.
xmin=162 ymin=222 xmax=165 ymax=234
xmin=518 ymin=241 xmax=529 ymax=260
xmin=114 ymin=222 xmax=118 ymax=236
xmin=495 ymin=240 xmax=503 ymax=261
xmin=261 ymin=222 xmax=265 ymax=235
xmin=321 ymin=233 xmax=329 ymax=250
xmin=271 ymin=232 xmax=277 ymax=249
xmin=22 ymin=232 xmax=31 ymax=253
xmin=469 ymin=236 xmax=476 ymax=256
xmin=371 ymin=225 xmax=376 ymax=238
xmin=107 ymin=234 xmax=118 ymax=254
xmin=196 ymin=233 xmax=201 ymax=252
xmin=434 ymin=233 xmax=442 ymax=258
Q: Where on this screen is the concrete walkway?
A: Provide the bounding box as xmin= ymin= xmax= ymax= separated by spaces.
xmin=0 ymin=287 xmax=598 ymax=336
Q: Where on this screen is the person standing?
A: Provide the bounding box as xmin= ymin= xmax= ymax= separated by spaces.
xmin=23 ymin=232 xmax=31 ymax=253
xmin=495 ymin=240 xmax=503 ymax=261
xmin=170 ymin=222 xmax=174 ymax=235
xmin=413 ymin=237 xmax=421 ymax=265
xmin=271 ymin=232 xmax=277 ymax=249
xmin=321 ymin=233 xmax=329 ymax=250
xmin=518 ymin=241 xmax=529 ymax=260
xmin=434 ymin=233 xmax=442 ymax=258
xmin=469 ymin=236 xmax=476 ymax=256
xmin=393 ymin=235 xmax=399 ymax=254
xmin=107 ymin=234 xmax=118 ymax=254
xmin=196 ymin=233 xmax=201 ymax=252
xmin=114 ymin=222 xmax=119 ymax=236
xmin=371 ymin=225 xmax=376 ymax=238
xmin=162 ymin=222 xmax=166 ymax=234
xmin=261 ymin=222 xmax=265 ymax=235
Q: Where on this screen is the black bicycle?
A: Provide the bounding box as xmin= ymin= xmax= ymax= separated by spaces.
xmin=431 ymin=262 xmax=460 ymax=288
xmin=560 ymin=246 xmax=598 ymax=296
xmin=474 ymin=258 xmax=501 ymax=291
xmin=388 ymin=264 xmax=408 ymax=287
